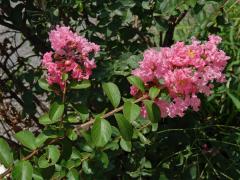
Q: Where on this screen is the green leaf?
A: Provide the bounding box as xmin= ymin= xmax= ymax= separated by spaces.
xmin=99 ymin=152 xmax=109 ymax=168
xmin=66 ymin=114 xmax=80 ymax=123
xmin=66 ymin=168 xmax=79 ymax=180
xmin=39 ymin=113 xmax=59 ymax=125
xmin=91 ymin=117 xmax=112 ymax=147
xmin=0 ymin=138 xmax=13 ymax=167
xmin=138 ymin=132 xmax=151 ymax=145
xmin=159 ymin=173 xmax=169 ymax=180
xmin=38 ymin=79 xmax=52 ymax=91
xmin=82 ymin=161 xmax=93 ymax=174
xmin=149 ymin=87 xmax=160 ymax=100
xmin=70 ymin=80 xmax=91 ymax=89
xmin=152 ymin=123 xmax=158 ymax=132
xmin=189 ymin=165 xmax=197 ymax=179
xmin=67 ymin=129 xmax=78 ymax=141
xmin=62 ymin=73 xmax=68 ymax=81
xmin=72 ymin=104 xmax=89 ymax=121
xmin=12 ymin=160 xmax=33 ymax=180
xmin=143 ymin=100 xmax=161 ymax=123
xmin=120 ymin=138 xmax=132 ymax=152
xmin=142 ymin=1 xmax=150 ymax=9
xmin=114 ymin=113 xmax=133 ymax=141
xmin=38 ymin=145 xmax=60 ymax=168
xmin=35 ymin=133 xmax=49 ymax=148
xmin=102 ymin=82 xmax=121 ymax=108
xmin=123 ymin=101 xmax=141 ymax=122
xmin=15 ymin=131 xmax=36 ymax=150
xmin=49 ymin=102 xmax=64 ymax=122
xmin=47 ymin=145 xmax=60 ymax=163
xmin=53 ymin=8 xmax=59 ymax=16
xmin=32 ymin=169 xmax=44 ymax=180
xmin=104 ymin=140 xmax=119 ymax=151
xmin=227 ymin=90 xmax=240 ymax=111
xmin=39 ymin=113 xmax=50 ymax=125
xmin=127 ymin=76 xmax=145 ymax=92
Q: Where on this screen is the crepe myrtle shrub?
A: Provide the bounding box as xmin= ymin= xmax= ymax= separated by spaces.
xmin=0 ymin=26 xmax=229 ymax=179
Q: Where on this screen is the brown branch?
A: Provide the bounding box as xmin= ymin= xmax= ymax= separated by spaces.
xmin=0 ymin=61 xmax=48 ymax=112
xmin=163 ymin=10 xmax=188 ymax=47
xmin=0 ymin=95 xmax=149 ymax=179
xmin=0 ymin=137 xmax=64 ymax=179
xmin=75 ymin=94 xmax=148 ymax=131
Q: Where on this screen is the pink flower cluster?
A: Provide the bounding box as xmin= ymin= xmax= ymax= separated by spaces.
xmin=131 ymin=35 xmax=229 ymax=118
xmin=42 ymin=26 xmax=99 ymax=89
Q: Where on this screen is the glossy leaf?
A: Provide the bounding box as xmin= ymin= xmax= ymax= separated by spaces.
xmin=138 ymin=132 xmax=151 ymax=145
xmin=70 ymin=80 xmax=91 ymax=89
xmin=91 ymin=117 xmax=112 ymax=147
xmin=102 ymin=82 xmax=121 ymax=108
xmin=67 ymin=129 xmax=78 ymax=141
xmin=143 ymin=100 xmax=161 ymax=123
xmin=49 ymin=102 xmax=64 ymax=122
xmin=127 ymin=76 xmax=145 ymax=92
xmin=0 ymin=138 xmax=13 ymax=167
xmin=39 ymin=113 xmax=59 ymax=125
xmin=149 ymin=87 xmax=160 ymax=100
xmin=114 ymin=113 xmax=133 ymax=141
xmin=15 ymin=130 xmax=36 ymax=150
xmin=12 ymin=160 xmax=33 ymax=180
xmin=35 ymin=133 xmax=49 ymax=148
xmin=82 ymin=161 xmax=93 ymax=174
xmin=227 ymin=90 xmax=240 ymax=111
xmin=123 ymin=101 xmax=141 ymax=122
xmin=38 ymin=78 xmax=52 ymax=91
xmin=32 ymin=169 xmax=44 ymax=180
xmin=32 ymin=168 xmax=44 ymax=180
xmin=120 ymin=138 xmax=132 ymax=152
xmin=99 ymin=152 xmax=109 ymax=168
xmin=66 ymin=168 xmax=79 ymax=180
xmin=38 ymin=145 xmax=60 ymax=168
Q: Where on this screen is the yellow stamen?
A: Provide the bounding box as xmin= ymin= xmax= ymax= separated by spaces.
xmin=188 ymin=50 xmax=195 ymax=58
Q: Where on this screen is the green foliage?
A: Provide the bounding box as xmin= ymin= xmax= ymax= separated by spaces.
xmin=39 ymin=113 xmax=55 ymax=125
xmin=0 ymin=0 xmax=240 ymax=179
xmin=38 ymin=145 xmax=60 ymax=168
xmin=143 ymin=100 xmax=161 ymax=123
xmin=114 ymin=113 xmax=133 ymax=141
xmin=49 ymin=102 xmax=65 ymax=123
xmin=127 ymin=76 xmax=145 ymax=92
xmin=91 ymin=117 xmax=112 ymax=147
xmin=69 ymin=80 xmax=91 ymax=89
xmin=149 ymin=87 xmax=160 ymax=100
xmin=102 ymin=82 xmax=121 ymax=108
xmin=123 ymin=101 xmax=141 ymax=122
xmin=38 ymin=79 xmax=53 ymax=92
xmin=120 ymin=138 xmax=132 ymax=152
xmin=0 ymin=138 xmax=13 ymax=168
xmin=66 ymin=168 xmax=79 ymax=180
xmin=12 ymin=161 xmax=33 ymax=180
xmin=227 ymin=90 xmax=240 ymax=111
xmin=15 ymin=131 xmax=37 ymax=150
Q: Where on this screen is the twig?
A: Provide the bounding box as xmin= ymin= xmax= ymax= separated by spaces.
xmin=0 ymin=137 xmax=63 ymax=179
xmin=75 ymin=94 xmax=148 ymax=131
xmin=163 ymin=10 xmax=188 ymax=47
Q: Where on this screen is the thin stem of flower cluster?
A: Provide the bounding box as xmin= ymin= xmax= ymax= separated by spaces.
xmin=60 ymin=81 xmax=67 ymax=127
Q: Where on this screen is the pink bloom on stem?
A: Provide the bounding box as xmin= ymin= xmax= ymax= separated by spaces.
xmin=131 ymin=34 xmax=229 ymax=118
xmin=42 ymin=25 xmax=100 ymax=89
